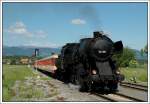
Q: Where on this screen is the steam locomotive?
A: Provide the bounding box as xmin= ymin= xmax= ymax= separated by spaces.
xmin=34 ymin=31 xmax=124 ymax=92
xmin=55 ymin=31 xmax=124 ymax=92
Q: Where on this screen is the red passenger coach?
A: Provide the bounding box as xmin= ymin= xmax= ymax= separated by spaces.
xmin=34 ymin=54 xmax=58 ymax=74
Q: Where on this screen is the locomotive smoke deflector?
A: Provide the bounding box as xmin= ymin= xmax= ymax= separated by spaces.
xmin=114 ymin=41 xmax=123 ymax=53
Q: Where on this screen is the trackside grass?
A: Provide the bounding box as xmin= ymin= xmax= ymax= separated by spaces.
xmin=2 ymin=64 xmax=147 ymax=101
xmin=2 ymin=64 xmax=36 ymax=101
xmin=120 ymin=65 xmax=148 ymax=83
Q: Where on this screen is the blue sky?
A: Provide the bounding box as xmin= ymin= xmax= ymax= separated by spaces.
xmin=3 ymin=2 xmax=147 ymax=50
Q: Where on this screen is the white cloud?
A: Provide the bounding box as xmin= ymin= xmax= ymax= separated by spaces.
xmin=25 ymin=40 xmax=61 ymax=48
xmin=71 ymin=19 xmax=86 ymax=25
xmin=44 ymin=42 xmax=61 ymax=48
xmin=15 ymin=21 xmax=26 ymax=28
xmin=7 ymin=21 xmax=32 ymax=37
xmin=35 ymin=30 xmax=47 ymax=38
xmin=6 ymin=21 xmax=47 ymax=38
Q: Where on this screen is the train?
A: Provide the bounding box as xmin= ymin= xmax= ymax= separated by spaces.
xmin=34 ymin=31 xmax=124 ymax=92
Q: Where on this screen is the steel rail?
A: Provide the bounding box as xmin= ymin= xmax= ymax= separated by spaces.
xmin=120 ymin=82 xmax=148 ymax=91
xmin=94 ymin=93 xmax=117 ymax=102
xmin=94 ymin=92 xmax=145 ymax=102
xmin=114 ymin=92 xmax=146 ymax=102
xmin=120 ymin=82 xmax=147 ymax=88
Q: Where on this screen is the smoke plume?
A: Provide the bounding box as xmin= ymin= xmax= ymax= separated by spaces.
xmin=80 ymin=5 xmax=103 ymax=31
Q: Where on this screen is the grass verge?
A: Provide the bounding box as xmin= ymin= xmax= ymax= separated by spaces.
xmin=2 ymin=64 xmax=36 ymax=101
xmin=120 ymin=65 xmax=148 ymax=83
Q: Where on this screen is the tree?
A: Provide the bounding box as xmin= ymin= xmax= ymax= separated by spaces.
xmin=10 ymin=59 xmax=16 ymax=65
xmin=140 ymin=44 xmax=148 ymax=56
xmin=113 ymin=47 xmax=136 ymax=67
xmin=140 ymin=48 xmax=144 ymax=56
xmin=144 ymin=44 xmax=148 ymax=54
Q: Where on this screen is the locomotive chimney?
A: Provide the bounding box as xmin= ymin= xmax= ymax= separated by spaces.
xmin=93 ymin=31 xmax=103 ymax=38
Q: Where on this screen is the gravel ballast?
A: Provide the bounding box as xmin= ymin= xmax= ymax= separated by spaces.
xmin=10 ymin=70 xmax=107 ymax=102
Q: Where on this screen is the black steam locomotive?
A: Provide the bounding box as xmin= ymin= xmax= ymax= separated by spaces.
xmin=56 ymin=31 xmax=124 ymax=92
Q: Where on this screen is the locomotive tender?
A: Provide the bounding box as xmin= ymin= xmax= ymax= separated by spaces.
xmin=55 ymin=31 xmax=124 ymax=92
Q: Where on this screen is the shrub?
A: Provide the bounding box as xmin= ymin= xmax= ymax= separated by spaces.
xmin=129 ymin=59 xmax=139 ymax=68
xmin=113 ymin=47 xmax=136 ymax=67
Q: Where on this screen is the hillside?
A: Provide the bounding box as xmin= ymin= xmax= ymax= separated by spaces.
xmin=3 ymin=46 xmax=61 ymax=57
xmin=2 ymin=46 xmax=148 ymax=61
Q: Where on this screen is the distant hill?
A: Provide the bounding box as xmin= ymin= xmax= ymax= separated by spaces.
xmin=2 ymin=46 xmax=148 ymax=61
xmin=132 ymin=49 xmax=148 ymax=61
xmin=3 ymin=46 xmax=61 ymax=57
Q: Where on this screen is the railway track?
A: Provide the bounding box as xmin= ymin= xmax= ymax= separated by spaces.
xmin=94 ymin=92 xmax=145 ymax=102
xmin=36 ymin=68 xmax=147 ymax=102
xmin=120 ymin=82 xmax=148 ymax=91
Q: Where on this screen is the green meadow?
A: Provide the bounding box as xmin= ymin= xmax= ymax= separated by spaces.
xmin=120 ymin=64 xmax=148 ymax=83
xmin=2 ymin=65 xmax=36 ymax=101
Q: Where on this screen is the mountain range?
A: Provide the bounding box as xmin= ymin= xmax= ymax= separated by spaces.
xmin=3 ymin=46 xmax=61 ymax=57
xmin=2 ymin=46 xmax=148 ymax=61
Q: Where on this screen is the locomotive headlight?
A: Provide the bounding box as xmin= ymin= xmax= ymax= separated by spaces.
xmin=116 ymin=70 xmax=120 ymax=74
xmin=92 ymin=70 xmax=97 ymax=75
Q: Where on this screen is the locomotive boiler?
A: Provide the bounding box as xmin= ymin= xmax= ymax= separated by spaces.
xmin=56 ymin=31 xmax=124 ymax=92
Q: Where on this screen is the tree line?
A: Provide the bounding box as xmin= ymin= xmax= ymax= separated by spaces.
xmin=113 ymin=44 xmax=147 ymax=67
xmin=3 ymin=44 xmax=147 ymax=67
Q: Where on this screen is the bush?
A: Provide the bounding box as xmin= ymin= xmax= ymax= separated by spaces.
xmin=113 ymin=47 xmax=136 ymax=67
xmin=129 ymin=59 xmax=139 ymax=68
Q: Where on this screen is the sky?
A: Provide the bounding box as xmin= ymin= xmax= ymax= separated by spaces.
xmin=3 ymin=2 xmax=147 ymax=50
